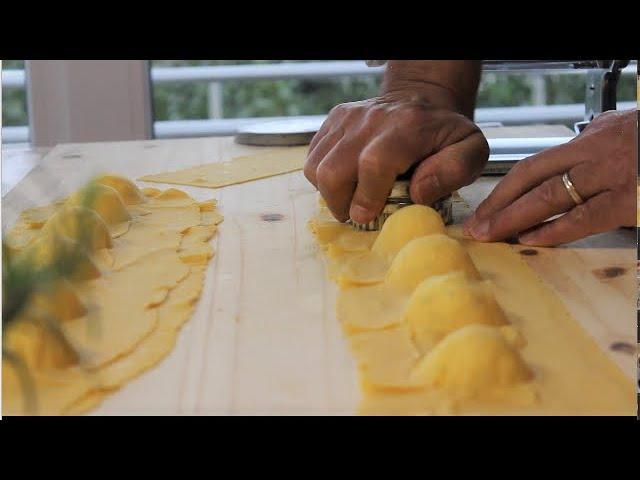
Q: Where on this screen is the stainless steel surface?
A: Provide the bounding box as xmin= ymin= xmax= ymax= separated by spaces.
xmin=235 ymin=118 xmax=321 ymax=146
xmin=487 ymin=136 xmax=574 ymax=154
xmin=234 ymin=116 xmax=575 ymax=151
xmin=483 ymin=154 xmax=529 ymax=175
xmin=583 ymin=61 xmax=628 ymax=122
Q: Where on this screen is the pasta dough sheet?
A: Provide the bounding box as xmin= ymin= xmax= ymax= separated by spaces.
xmin=2 ymin=175 xmax=222 ymax=415
xmin=309 ymin=201 xmax=635 ymax=415
xmin=138 ymin=146 xmax=308 ymax=188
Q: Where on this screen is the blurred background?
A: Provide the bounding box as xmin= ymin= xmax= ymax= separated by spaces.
xmin=2 ymin=60 xmax=637 ymax=146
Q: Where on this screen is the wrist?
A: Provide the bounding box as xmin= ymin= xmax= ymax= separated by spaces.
xmin=380 ymin=80 xmax=464 ymax=114
xmin=381 ymin=60 xmax=481 ymax=119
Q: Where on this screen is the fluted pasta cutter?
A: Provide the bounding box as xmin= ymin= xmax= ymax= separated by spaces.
xmin=347 ymin=169 xmax=453 ymax=231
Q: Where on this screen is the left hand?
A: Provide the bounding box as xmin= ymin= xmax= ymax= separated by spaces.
xmin=464 ymin=109 xmax=637 ymax=246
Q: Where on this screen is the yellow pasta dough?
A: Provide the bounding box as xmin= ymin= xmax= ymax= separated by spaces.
xmin=93 ymin=173 xmax=145 ymax=205
xmin=309 ymin=199 xmax=635 ymax=415
xmin=386 ymin=234 xmax=480 ymax=291
xmin=66 ymin=183 xmax=132 ymax=226
xmin=17 ymin=233 xmax=103 ymax=282
xmin=411 ymin=324 xmax=533 ymax=398
xmin=2 ymin=174 xmax=222 ymax=415
xmin=138 ymin=146 xmax=308 ymax=188
xmin=406 ymin=272 xmax=508 ymax=352
xmin=371 ymin=204 xmax=446 ymax=259
xmin=41 ymin=206 xmax=113 ymax=251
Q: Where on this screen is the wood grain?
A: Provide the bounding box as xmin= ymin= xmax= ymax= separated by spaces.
xmin=2 ymin=136 xmax=635 ymax=414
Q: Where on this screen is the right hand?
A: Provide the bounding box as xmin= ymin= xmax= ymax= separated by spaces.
xmin=303 ymin=91 xmax=489 ymax=224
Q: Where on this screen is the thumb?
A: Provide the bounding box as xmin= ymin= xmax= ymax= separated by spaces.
xmin=409 ymin=131 xmax=488 ymax=206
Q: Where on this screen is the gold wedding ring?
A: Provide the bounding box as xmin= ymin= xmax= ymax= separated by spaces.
xmin=562 ymin=172 xmax=584 ymax=206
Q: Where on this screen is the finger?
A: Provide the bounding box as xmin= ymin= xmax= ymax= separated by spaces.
xmin=316 ymin=139 xmax=361 ymax=222
xmin=349 ymin=137 xmax=418 ymax=224
xmin=409 ymin=129 xmax=489 ymax=206
xmin=308 ymin=117 xmax=333 ymax=154
xmin=518 ymin=191 xmax=619 ymax=246
xmin=468 ymin=161 xmax=606 ymax=241
xmin=304 ymin=126 xmax=345 ymax=188
xmin=467 ymin=139 xmax=585 ymax=228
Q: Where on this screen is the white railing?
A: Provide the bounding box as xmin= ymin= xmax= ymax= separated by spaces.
xmin=3 ymin=61 xmax=637 ymax=144
xmin=4 ymin=61 xmax=636 ymax=89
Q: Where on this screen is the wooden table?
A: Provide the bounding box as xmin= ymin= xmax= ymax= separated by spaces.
xmin=2 ymin=136 xmax=636 ymax=415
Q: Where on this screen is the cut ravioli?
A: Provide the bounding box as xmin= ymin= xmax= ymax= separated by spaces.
xmin=65 ymin=249 xmax=190 ymax=369
xmin=3 ymin=177 xmax=223 ymax=415
xmin=93 ymin=266 xmax=207 ymax=389
xmin=371 ymin=204 xmax=446 ymax=259
xmin=386 ymin=234 xmax=480 ymax=291
xmin=29 ymin=279 xmax=87 ymax=323
xmin=4 ymin=319 xmax=79 ymax=371
xmin=42 ymin=206 xmax=113 ymax=251
xmin=310 ymin=199 xmax=635 ymax=415
xmin=17 ymin=233 xmax=102 ymax=282
xmin=92 ymin=174 xmax=145 ymax=205
xmin=66 ymin=183 xmax=131 ymax=226
xmin=406 ymin=272 xmax=509 ymax=352
xmin=411 ymin=325 xmax=534 ymax=400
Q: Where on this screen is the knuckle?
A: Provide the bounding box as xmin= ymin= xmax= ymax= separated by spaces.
xmin=342 ymin=106 xmax=365 ymax=123
xmin=608 ymin=157 xmax=631 ymax=189
xmin=315 ymin=161 xmax=341 ymax=191
xmin=303 ymin=161 xmax=317 ymax=185
xmin=359 ymin=151 xmax=392 ymax=177
xmin=595 ymin=110 xmax=618 ymax=123
xmin=328 ymin=103 xmax=350 ymax=118
xmin=398 ymin=104 xmax=425 ymax=123
xmin=510 ymin=157 xmax=533 ymax=177
xmin=535 ymin=179 xmax=556 ymax=206
xmin=364 ymin=105 xmax=386 ymax=123
xmin=571 ymin=203 xmax=592 ymax=225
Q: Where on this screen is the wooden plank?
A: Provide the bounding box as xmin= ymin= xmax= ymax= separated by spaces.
xmin=2 ymin=136 xmax=635 ymax=414
xmin=1 ymin=147 xmax=50 ymax=197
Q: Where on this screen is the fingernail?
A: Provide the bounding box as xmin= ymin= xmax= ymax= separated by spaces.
xmin=518 ymin=233 xmax=535 ymax=245
xmin=349 ymin=204 xmax=373 ymax=224
xmin=470 ymin=220 xmax=490 ymax=240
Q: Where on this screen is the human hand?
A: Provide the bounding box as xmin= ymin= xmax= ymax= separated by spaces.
xmin=464 ymin=109 xmax=637 ymax=246
xmin=303 ymin=92 xmax=489 ymax=224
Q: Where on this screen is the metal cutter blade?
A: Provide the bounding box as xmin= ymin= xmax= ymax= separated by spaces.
xmin=347 ymin=179 xmax=453 ymax=231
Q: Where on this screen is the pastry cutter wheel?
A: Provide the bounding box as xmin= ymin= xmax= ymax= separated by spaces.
xmin=345 ymin=166 xmax=453 ymax=231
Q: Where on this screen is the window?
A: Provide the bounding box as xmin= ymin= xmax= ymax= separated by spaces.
xmin=149 ymin=60 xmax=637 ymax=139
xmin=3 ymin=61 xmax=637 ymax=145
xmin=1 ymin=60 xmax=29 ymax=145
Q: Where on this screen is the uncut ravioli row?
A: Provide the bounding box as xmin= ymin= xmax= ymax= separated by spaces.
xmin=2 ymin=174 xmax=223 ymax=415
xmin=310 ymin=202 xmax=536 ymax=414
